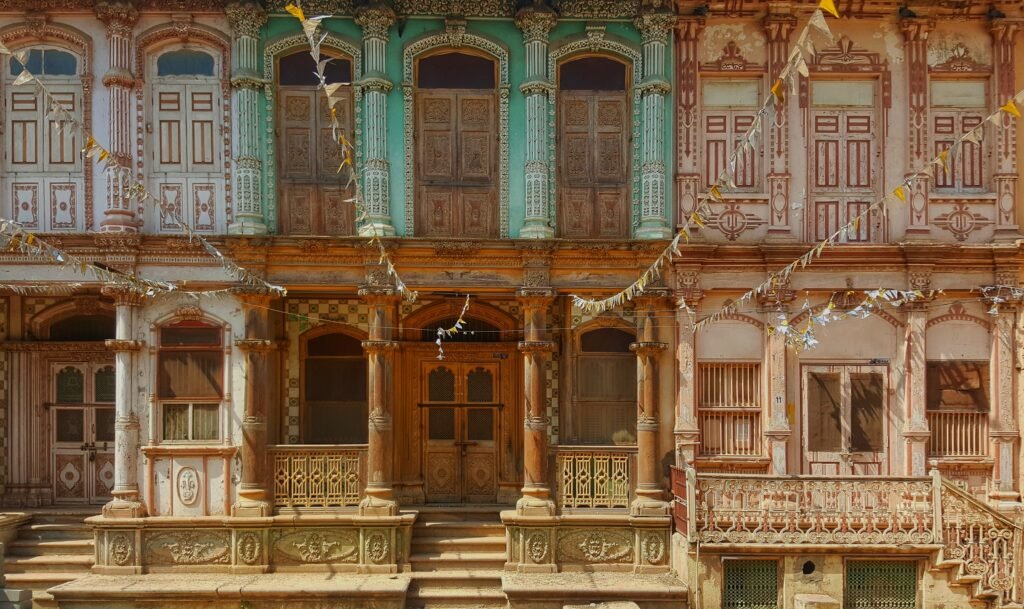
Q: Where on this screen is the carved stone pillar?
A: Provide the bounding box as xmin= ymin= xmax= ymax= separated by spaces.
xmin=227 ymin=2 xmax=268 ymax=235
xmin=360 ymin=287 xmax=400 ymax=516
xmin=631 ymin=291 xmax=669 ymax=516
xmin=515 ymin=4 xmax=557 ymax=239
xmin=674 ymin=271 xmax=702 ymax=466
xmin=516 ymin=288 xmax=556 ymax=516
xmin=991 ymin=304 xmax=1019 ymax=503
xmin=232 ymin=293 xmax=275 ymax=516
xmin=991 ymin=20 xmax=1020 ymax=238
xmin=96 ymin=2 xmax=139 ymax=232
xmin=759 ymin=286 xmax=795 ymax=475
xmin=635 ymin=7 xmax=674 ymax=239
xmin=900 ymin=19 xmax=934 ymax=238
xmin=674 ymin=17 xmax=704 ymax=229
xmin=355 ymin=3 xmax=396 ymax=236
xmin=904 ymin=305 xmax=930 ymax=476
xmin=763 ymin=10 xmax=796 ymax=239
xmin=101 ymin=286 xmax=146 ymax=517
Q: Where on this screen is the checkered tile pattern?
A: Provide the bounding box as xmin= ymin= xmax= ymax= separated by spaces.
xmin=546 ymin=358 xmax=559 ymax=444
xmin=24 ymin=297 xmax=59 ymax=328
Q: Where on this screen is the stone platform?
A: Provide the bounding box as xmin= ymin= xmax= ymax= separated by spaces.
xmin=502 ymin=572 xmax=688 ymax=609
xmin=49 ymin=573 xmax=410 ymax=609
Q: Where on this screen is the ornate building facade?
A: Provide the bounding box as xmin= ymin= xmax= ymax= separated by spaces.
xmin=0 ymin=1 xmax=1021 ymax=608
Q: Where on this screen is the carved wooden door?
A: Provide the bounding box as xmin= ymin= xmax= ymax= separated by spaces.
xmin=278 ymin=89 xmax=354 ymax=235
xmin=51 ymin=362 xmax=116 ymax=504
xmin=415 ymin=91 xmax=497 ymax=238
xmin=151 ymin=83 xmax=223 ymax=232
xmin=558 ymin=91 xmax=629 ymax=238
xmin=803 ymin=365 xmax=887 ymax=475
xmin=422 ymin=363 xmax=499 ymax=503
xmin=809 ymin=81 xmax=881 ymax=243
xmin=5 ymin=84 xmax=84 ymax=231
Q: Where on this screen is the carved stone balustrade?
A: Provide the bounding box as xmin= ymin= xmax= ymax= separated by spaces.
xmin=553 ymin=446 xmax=636 ymax=511
xmin=268 ymin=445 xmax=367 ymax=510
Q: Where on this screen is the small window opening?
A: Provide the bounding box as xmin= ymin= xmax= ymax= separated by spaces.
xmin=559 ymin=56 xmax=627 ymax=91
xmin=417 ymin=52 xmax=496 ymax=89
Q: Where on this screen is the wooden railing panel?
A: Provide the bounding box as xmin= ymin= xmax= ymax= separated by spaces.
xmin=554 ymin=447 xmax=635 ymax=510
xmin=268 ymin=445 xmax=366 ymax=509
xmin=927 ymin=410 xmax=988 ymax=457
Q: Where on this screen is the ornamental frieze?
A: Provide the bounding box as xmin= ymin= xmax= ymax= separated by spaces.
xmin=144 ymin=530 xmax=231 ymax=566
xmin=272 ymin=528 xmax=359 ymax=564
xmin=556 ymin=528 xmax=633 ymax=564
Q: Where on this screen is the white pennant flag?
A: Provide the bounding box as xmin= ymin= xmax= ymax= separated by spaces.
xmin=963 ymin=128 xmax=983 ymax=145
xmin=12 ymin=70 xmax=32 ymax=86
xmin=795 ymin=56 xmax=809 ymax=78
xmin=0 ymin=41 xmax=9 ymax=56
xmin=808 ymin=9 xmax=834 ymax=44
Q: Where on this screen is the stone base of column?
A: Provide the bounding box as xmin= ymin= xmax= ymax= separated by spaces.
xmin=630 ymin=490 xmax=669 ymax=517
xmin=232 ymin=490 xmax=271 ymax=517
xmin=99 ymin=212 xmax=139 ymax=233
xmin=359 ymin=492 xmax=399 ymax=517
xmin=516 ymin=488 xmax=555 ymax=517
xmin=635 ymin=222 xmax=672 ymax=240
xmin=994 ymin=225 xmax=1021 ymax=242
xmin=102 ymin=495 xmax=147 ymax=519
xmin=519 ymin=220 xmax=554 ymax=239
xmin=358 ymin=220 xmax=396 ymax=238
xmin=228 ymin=215 xmax=268 ymax=235
xmin=765 ymin=228 xmax=798 ymax=242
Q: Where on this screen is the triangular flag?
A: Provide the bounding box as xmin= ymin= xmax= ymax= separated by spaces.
xmin=709 ymin=185 xmax=723 ymax=201
xmin=819 ymin=0 xmax=840 ymax=18
xmin=0 ymin=41 xmax=9 ymax=55
xmin=893 ymin=185 xmax=906 ymax=202
xmin=937 ymin=148 xmax=949 ymax=170
xmin=12 ymin=70 xmax=32 ymax=86
xmin=795 ymin=56 xmax=809 ymax=78
xmin=770 ymin=78 xmax=785 ymax=104
xmin=963 ymin=128 xmax=982 ymax=145
xmin=808 ymin=9 xmax=834 ymax=43
xmin=284 ymin=3 xmax=305 ymax=21
xmin=1000 ymin=99 xmax=1021 ymax=118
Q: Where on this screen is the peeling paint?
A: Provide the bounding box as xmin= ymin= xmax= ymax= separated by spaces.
xmin=701 ymin=23 xmax=767 ymax=65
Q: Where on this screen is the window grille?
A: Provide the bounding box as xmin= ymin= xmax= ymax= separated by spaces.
xmin=723 ymin=560 xmax=778 ymax=609
xmin=845 ymin=561 xmax=917 ymax=609
xmin=697 ymin=363 xmax=761 ymax=457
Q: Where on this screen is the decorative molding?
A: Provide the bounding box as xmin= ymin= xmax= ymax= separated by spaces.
xmin=700 ymin=40 xmax=762 ymax=72
xmin=926 ymin=303 xmax=992 ymax=330
xmin=931 ymin=42 xmax=991 ymax=73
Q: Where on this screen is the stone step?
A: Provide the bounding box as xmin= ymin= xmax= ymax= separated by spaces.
xmin=411 ymin=536 xmax=506 ymax=553
xmin=409 ymin=570 xmax=504 ymax=586
xmin=413 ymin=521 xmax=506 ymax=536
xmin=7 ymin=538 xmax=94 ymax=557
xmin=409 ymin=552 xmax=506 ymax=571
xmin=17 ymin=524 xmax=92 ymax=541
xmin=4 ymin=571 xmax=89 ymax=592
xmin=413 ymin=508 xmax=505 ymax=524
xmin=4 ymin=554 xmax=94 ymax=574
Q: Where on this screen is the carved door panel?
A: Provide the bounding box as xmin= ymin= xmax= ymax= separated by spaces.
xmin=803 ymin=365 xmax=887 ymax=475
xmin=52 ymin=362 xmax=116 ymax=504
xmin=415 ymin=91 xmax=497 ymax=237
xmin=5 ymin=85 xmax=83 ymax=231
xmin=53 ymin=406 xmax=89 ymax=503
xmin=558 ymin=92 xmax=629 ymax=238
xmin=809 ymin=82 xmax=881 ymax=243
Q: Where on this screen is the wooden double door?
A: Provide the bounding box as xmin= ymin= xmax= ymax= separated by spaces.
xmin=803 ymin=365 xmax=887 ymax=475
xmin=51 ymin=362 xmax=116 ymax=504
xmin=422 ymin=362 xmax=501 ymax=503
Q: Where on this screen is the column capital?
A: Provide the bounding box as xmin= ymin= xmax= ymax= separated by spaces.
xmin=635 ymin=9 xmax=675 ymax=45
xmin=355 ymin=2 xmax=396 ymax=40
xmin=675 ymin=15 xmax=705 ymax=41
xmin=225 ymin=1 xmax=267 ymax=39
xmin=630 ymin=341 xmax=667 ymax=357
xmin=95 ymin=1 xmax=138 ymax=37
xmin=101 ymin=285 xmax=148 ymax=307
xmin=762 ymin=12 xmax=796 ymax=40
xmin=634 ymin=288 xmax=673 ymax=308
xmin=989 ymin=18 xmax=1020 ymax=43
xmin=518 ymin=340 xmax=555 ymax=354
xmin=516 ymin=287 xmax=556 ymax=307
xmin=514 ymin=4 xmax=557 ymax=43
xmin=104 ymin=339 xmax=144 ymax=352
xmin=235 ymin=290 xmax=275 ymax=307
xmin=235 ymin=338 xmax=279 ymax=353
xmin=362 ymin=339 xmax=400 ymax=354
xmin=898 ymin=17 xmax=935 ymax=42
xmin=358 ymin=285 xmax=402 ymax=304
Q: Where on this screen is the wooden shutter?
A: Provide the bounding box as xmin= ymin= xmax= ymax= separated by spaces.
xmin=810 ymin=105 xmax=880 ymax=243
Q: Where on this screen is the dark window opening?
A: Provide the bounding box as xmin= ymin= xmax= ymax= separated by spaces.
xmin=9 ymin=48 xmax=77 ymax=76
xmin=559 ymin=56 xmax=627 ymax=91
xmin=157 ymin=49 xmax=215 ymax=77
xmin=49 ymin=314 xmax=115 ymax=341
xmin=417 ymin=52 xmax=496 ymax=89
xmin=580 ymin=327 xmax=634 ymax=353
xmin=420 ymin=317 xmax=504 ymax=342
xmin=279 ymin=50 xmax=351 ymax=86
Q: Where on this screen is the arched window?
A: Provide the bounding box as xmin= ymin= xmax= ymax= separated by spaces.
xmin=157 ymin=320 xmax=223 ymax=442
xmin=557 ymin=55 xmax=630 ymax=238
xmin=277 ymin=49 xmax=355 ymax=236
xmin=48 ymin=314 xmax=115 ymax=341
xmin=302 ymin=331 xmax=367 ymax=444
xmin=414 ymin=50 xmax=498 ymax=238
xmin=4 ymin=45 xmax=84 ymax=231
xmin=571 ymin=326 xmax=636 ymax=445
xmin=148 ymin=45 xmax=224 ymax=233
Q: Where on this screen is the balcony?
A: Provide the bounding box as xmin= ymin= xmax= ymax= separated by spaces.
xmin=927 ymin=409 xmax=989 ymax=458
xmin=553 ymin=446 xmax=636 ymax=510
xmin=268 ymin=444 xmax=367 ymax=510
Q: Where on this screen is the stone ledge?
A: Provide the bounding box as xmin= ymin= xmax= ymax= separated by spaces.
xmin=503 ymin=572 xmax=686 ymax=609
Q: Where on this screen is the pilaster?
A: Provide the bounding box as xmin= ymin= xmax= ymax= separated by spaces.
xmin=904 ymin=304 xmax=930 ymax=476
xmin=359 ymin=286 xmax=401 ymax=516
xmin=673 ymin=270 xmax=702 ymax=466
xmin=631 ymin=289 xmax=670 ymax=516
xmin=991 ymin=302 xmax=1019 ymax=504
xmin=101 ymin=285 xmax=147 ymax=518
xmin=355 ymin=3 xmax=397 ymax=236
xmin=634 ymin=7 xmax=675 ymax=239
xmin=226 ymin=1 xmax=269 ymax=235
xmin=515 ymin=288 xmax=556 ymax=517
xmin=759 ymin=285 xmax=795 ymax=476
xmin=763 ymin=10 xmax=796 ymax=239
xmin=900 ymin=18 xmax=934 ymax=238
xmin=991 ymin=19 xmax=1020 ymax=239
xmin=674 ymin=17 xmax=704 ymax=229
xmin=515 ymin=4 xmax=557 ymax=239
xmin=96 ymin=1 xmax=139 ymax=233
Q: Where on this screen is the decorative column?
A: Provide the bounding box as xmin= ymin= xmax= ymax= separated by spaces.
xmin=763 ymin=10 xmax=796 ymax=239
xmin=631 ymin=290 xmax=669 ymax=516
xmin=635 ymin=5 xmax=675 ymax=239
xmin=101 ymin=286 xmax=146 ymax=517
xmin=359 ymin=286 xmax=400 ymax=515
xmin=904 ymin=304 xmax=930 ymax=476
xmin=355 ymin=3 xmax=396 ymax=236
xmin=990 ymin=19 xmax=1019 ymax=238
xmin=991 ymin=301 xmax=1019 ymax=504
xmin=900 ymin=18 xmax=934 ymax=238
xmin=233 ymin=292 xmax=276 ymax=516
xmin=759 ymin=285 xmax=795 ymax=476
xmin=515 ymin=3 xmax=557 ymax=239
xmin=516 ymin=288 xmax=556 ymax=516
xmin=96 ymin=2 xmax=139 ymax=232
xmin=226 ymin=1 xmax=268 ymax=235
xmin=674 ymin=17 xmax=704 ymax=230
xmin=674 ymin=270 xmax=702 ymax=466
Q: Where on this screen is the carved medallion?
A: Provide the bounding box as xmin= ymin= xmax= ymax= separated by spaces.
xmin=237 ymin=531 xmax=262 ymax=565
xmin=557 ymin=529 xmax=633 ymax=564
xmin=641 ymin=532 xmax=665 ymax=565
xmin=526 ymin=532 xmax=549 ymax=564
xmin=146 ymin=530 xmax=231 ymax=565
xmin=176 ymin=467 xmax=200 ymax=506
xmin=273 ymin=529 xmax=359 ymax=564
xmin=109 ymin=533 xmax=133 ymax=566
xmin=365 ymin=531 xmax=390 ymax=564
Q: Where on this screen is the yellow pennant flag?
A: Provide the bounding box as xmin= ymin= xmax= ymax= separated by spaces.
xmin=819 ymin=0 xmax=840 ymax=18
xmin=691 ymin=212 xmax=705 ymax=228
xmin=709 ymin=185 xmax=723 ymax=201
xmin=893 ymin=185 xmax=906 ymax=203
xmin=1000 ymin=99 xmax=1022 ymax=119
xmin=284 ymin=3 xmax=305 ymax=21
xmin=770 ymin=78 xmax=785 ymax=104
xmin=937 ymin=148 xmax=949 ymax=170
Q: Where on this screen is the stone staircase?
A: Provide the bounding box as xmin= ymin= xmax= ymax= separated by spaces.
xmin=4 ymin=511 xmax=96 ymax=609
xmin=407 ymin=507 xmax=507 ymax=609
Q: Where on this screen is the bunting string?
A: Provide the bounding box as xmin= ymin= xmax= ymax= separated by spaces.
xmin=0 ymin=42 xmax=286 ymax=298
xmin=286 ymin=3 xmax=417 ymax=302
xmin=434 ymin=295 xmax=472 ymax=360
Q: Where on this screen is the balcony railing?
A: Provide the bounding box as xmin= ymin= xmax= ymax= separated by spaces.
xmin=927 ymin=410 xmax=989 ymax=457
xmin=268 ymin=445 xmax=367 ymax=509
xmin=940 ymin=479 xmax=1019 ymax=598
xmin=554 ymin=446 xmax=636 ymax=510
